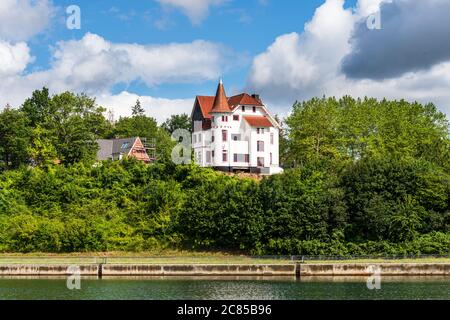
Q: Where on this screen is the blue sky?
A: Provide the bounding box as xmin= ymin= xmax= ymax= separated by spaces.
xmin=35 ymin=0 xmax=333 ymax=98
xmin=0 ymin=0 xmax=449 ymax=122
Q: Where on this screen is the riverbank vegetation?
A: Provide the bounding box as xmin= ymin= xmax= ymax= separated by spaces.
xmin=0 ymin=89 xmax=449 ymax=255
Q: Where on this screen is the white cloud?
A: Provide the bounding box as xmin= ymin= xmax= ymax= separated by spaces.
xmin=97 ymin=92 xmax=194 ymax=124
xmin=247 ymin=0 xmax=450 ymax=117
xmin=0 ymin=41 xmax=33 ymax=76
xmin=156 ymin=0 xmax=226 ymax=25
xmin=0 ymin=0 xmax=55 ymax=42
xmin=35 ymin=33 xmax=229 ymax=94
xmin=0 ymin=32 xmax=229 ymax=122
xmin=248 ymin=0 xmax=355 ymax=103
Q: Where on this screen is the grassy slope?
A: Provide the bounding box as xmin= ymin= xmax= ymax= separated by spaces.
xmin=0 ymin=252 xmax=448 ymax=265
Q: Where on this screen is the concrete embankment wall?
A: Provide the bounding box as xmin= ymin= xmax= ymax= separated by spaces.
xmin=0 ymin=265 xmax=99 ymax=276
xmin=0 ymin=263 xmax=448 ymax=276
xmin=299 ymin=263 xmax=450 ymax=276
xmin=102 ymin=264 xmax=295 ymax=276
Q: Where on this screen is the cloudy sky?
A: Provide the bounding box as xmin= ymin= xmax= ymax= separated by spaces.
xmin=0 ymin=0 xmax=449 ymax=123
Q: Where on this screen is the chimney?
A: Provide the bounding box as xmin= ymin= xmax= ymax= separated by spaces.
xmin=252 ymin=94 xmax=261 ymax=103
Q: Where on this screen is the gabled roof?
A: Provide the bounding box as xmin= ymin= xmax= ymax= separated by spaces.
xmin=111 ymin=137 xmax=138 ymax=155
xmin=210 ymin=79 xmax=232 ymax=113
xmin=196 ymin=96 xmax=215 ymax=119
xmin=97 ymin=139 xmax=114 ymax=160
xmin=96 ymin=137 xmax=138 ymax=160
xmin=194 ymin=81 xmax=265 ymax=119
xmin=244 ymin=116 xmax=273 ymax=128
xmin=228 ymin=93 xmax=263 ymax=108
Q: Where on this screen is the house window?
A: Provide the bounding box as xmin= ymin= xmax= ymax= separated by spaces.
xmin=257 ymin=141 xmax=264 ymax=152
xmin=253 ymin=106 xmax=256 ymax=113
xmin=222 ymin=115 xmax=228 ymax=122
xmin=212 ymin=135 xmax=215 ymax=143
xmin=212 ymin=116 xmax=215 ymax=123
xmin=256 ymin=128 xmax=260 ymax=134
xmin=121 ymin=142 xmax=130 ymax=149
xmin=233 ymin=115 xmax=239 ymax=121
xmin=232 ymin=134 xmax=241 ymax=141
xmin=242 ymin=106 xmax=245 ymax=112
xmin=212 ymin=150 xmax=215 ymax=158
xmin=198 ymin=134 xmax=202 ymax=143
xmin=270 ymin=133 xmax=274 ymax=145
xmin=257 ymin=157 xmax=265 ymax=167
xmin=234 ymin=154 xmax=250 ymax=163
xmin=193 ymin=135 xmax=197 ymax=144
xmin=270 ymin=153 xmax=273 ymax=165
xmin=206 ymin=151 xmax=211 ymax=163
xmin=222 ymin=130 xmax=228 ymax=142
xmin=261 ymin=128 xmax=265 ymax=134
xmin=222 ymin=150 xmax=228 ymax=162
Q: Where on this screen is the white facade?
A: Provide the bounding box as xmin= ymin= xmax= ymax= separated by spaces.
xmin=191 ymin=82 xmax=283 ymax=175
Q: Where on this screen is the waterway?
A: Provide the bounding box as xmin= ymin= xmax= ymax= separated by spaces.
xmin=0 ymin=276 xmax=448 ymax=300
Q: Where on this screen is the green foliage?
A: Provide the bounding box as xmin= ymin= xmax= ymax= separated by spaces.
xmin=161 ymin=114 xmax=192 ymax=134
xmin=0 ymin=93 xmax=449 ymax=254
xmin=0 ymin=106 xmax=31 ymax=170
xmin=19 ymin=89 xmax=109 ymax=165
xmin=112 ymin=114 xmax=174 ymax=162
xmin=286 ymin=97 xmax=450 ymax=168
xmin=131 ymin=99 xmax=145 ymax=117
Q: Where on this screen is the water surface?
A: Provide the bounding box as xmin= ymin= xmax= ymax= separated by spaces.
xmin=0 ymin=276 xmax=448 ymax=300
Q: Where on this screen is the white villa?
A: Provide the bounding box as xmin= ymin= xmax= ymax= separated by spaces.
xmin=191 ymin=80 xmax=283 ymax=175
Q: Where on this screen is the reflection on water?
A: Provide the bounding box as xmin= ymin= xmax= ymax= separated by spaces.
xmin=0 ymin=276 xmax=448 ymax=300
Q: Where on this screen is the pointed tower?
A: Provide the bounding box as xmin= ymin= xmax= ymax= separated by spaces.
xmin=210 ymin=78 xmax=231 ymax=113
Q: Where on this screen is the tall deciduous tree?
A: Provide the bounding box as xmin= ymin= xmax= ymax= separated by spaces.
xmin=285 ymin=97 xmax=450 ymax=168
xmin=162 ymin=114 xmax=192 ymax=134
xmin=113 ymin=115 xmax=174 ymax=162
xmin=0 ymin=107 xmax=31 ymax=170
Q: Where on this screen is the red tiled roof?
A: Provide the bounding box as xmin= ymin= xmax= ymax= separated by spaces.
xmin=196 ymin=96 xmax=215 ymax=119
xmin=196 ymin=94 xmax=264 ymax=118
xmin=244 ymin=116 xmax=273 ymax=127
xmin=194 ymin=81 xmax=265 ymax=118
xmin=211 ymin=80 xmax=232 ymax=113
xmin=228 ymin=93 xmax=263 ymax=108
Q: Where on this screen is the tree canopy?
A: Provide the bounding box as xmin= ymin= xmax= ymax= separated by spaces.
xmin=0 ymin=91 xmax=449 ymax=255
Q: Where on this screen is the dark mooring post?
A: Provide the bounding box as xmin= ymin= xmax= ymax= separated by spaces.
xmin=295 ymin=262 xmax=301 ymax=280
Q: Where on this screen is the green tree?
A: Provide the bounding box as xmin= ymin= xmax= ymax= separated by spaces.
xmin=113 ymin=115 xmax=174 ymax=162
xmin=27 ymin=125 xmax=58 ymax=166
xmin=285 ymin=97 xmax=450 ymax=168
xmin=20 ymin=90 xmax=109 ymax=165
xmin=162 ymin=114 xmax=192 ymax=134
xmin=0 ymin=106 xmax=31 ymax=170
xmin=131 ymin=99 xmax=145 ymax=117
xmin=21 ymin=87 xmax=51 ymax=127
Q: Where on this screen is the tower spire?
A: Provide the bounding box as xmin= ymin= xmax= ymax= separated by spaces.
xmin=211 ymin=78 xmax=231 ymax=113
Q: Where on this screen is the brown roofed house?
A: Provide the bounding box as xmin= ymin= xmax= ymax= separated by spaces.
xmin=96 ymin=137 xmax=153 ymax=163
